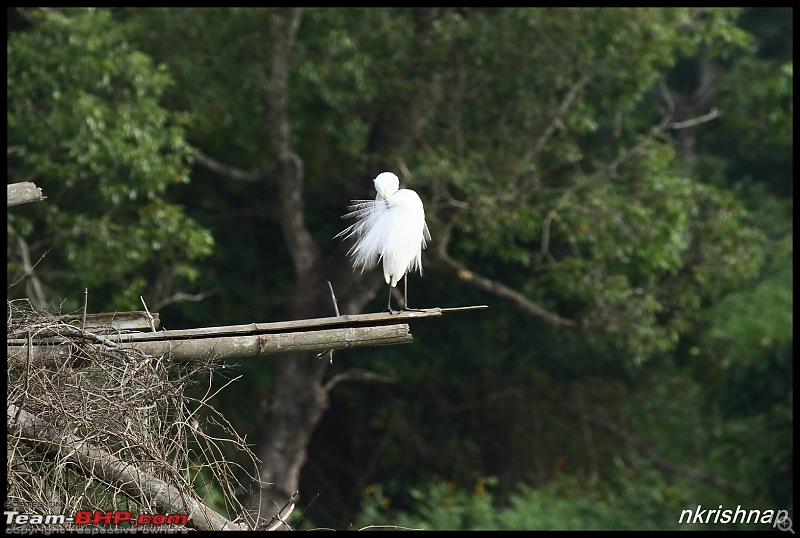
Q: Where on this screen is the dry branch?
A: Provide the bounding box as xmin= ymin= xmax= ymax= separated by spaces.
xmin=7 ymin=404 xmax=247 ymax=531
xmin=7 ymin=182 xmax=45 ymax=207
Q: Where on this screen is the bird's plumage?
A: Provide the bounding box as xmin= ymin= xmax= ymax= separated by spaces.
xmin=336 ymin=172 xmax=431 ymax=291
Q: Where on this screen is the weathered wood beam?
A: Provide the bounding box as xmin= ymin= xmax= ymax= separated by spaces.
xmin=55 ymin=310 xmax=161 ymax=332
xmin=7 ymin=182 xmax=45 ymax=207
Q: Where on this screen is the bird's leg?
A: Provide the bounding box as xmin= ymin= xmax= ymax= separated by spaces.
xmin=401 ymin=273 xmax=424 ymax=312
xmin=386 ymin=284 xmax=396 ymax=314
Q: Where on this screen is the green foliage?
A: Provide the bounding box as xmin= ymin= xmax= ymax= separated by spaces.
xmin=688 ymin=8 xmax=792 ymax=197
xmin=695 ymin=244 xmax=793 ymax=506
xmin=704 ymin=258 xmax=792 ymax=366
xmin=116 ymin=7 xmax=768 ymax=365
xmin=352 ymin=464 xmax=769 ymax=530
xmin=394 ymin=8 xmax=762 ymax=363
xmin=8 ymin=8 xmax=212 ymax=310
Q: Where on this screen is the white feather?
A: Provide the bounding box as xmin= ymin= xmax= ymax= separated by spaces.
xmin=336 ymin=172 xmax=430 ymax=288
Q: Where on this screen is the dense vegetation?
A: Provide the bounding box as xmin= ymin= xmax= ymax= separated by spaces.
xmin=7 ymin=7 xmax=792 ymax=530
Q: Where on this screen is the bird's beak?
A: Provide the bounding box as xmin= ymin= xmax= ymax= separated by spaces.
xmin=381 ymin=189 xmax=388 ymax=201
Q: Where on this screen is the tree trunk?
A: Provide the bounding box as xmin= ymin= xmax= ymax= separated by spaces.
xmin=252 ymin=7 xmax=444 ymax=522
xmin=253 ymin=8 xmax=373 ymax=519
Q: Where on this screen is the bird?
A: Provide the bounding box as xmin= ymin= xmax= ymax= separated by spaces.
xmin=337 ymin=171 xmax=431 ymax=313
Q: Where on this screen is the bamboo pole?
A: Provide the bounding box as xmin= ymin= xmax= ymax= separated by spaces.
xmin=7 ymin=306 xmax=488 ymax=365
xmin=8 ymin=324 xmax=413 ymax=364
xmin=7 ymin=306 xmax=487 ymax=344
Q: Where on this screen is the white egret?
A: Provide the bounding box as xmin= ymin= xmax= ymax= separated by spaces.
xmin=337 ymin=171 xmax=431 ymax=313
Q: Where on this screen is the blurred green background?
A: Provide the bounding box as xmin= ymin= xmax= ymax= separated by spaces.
xmin=7 ymin=7 xmax=792 ymax=530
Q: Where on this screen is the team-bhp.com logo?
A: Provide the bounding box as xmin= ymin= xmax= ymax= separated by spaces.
xmin=6 ymin=510 xmax=188 ymax=527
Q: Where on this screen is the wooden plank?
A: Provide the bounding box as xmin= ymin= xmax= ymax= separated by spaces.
xmin=55 ymin=311 xmax=160 ymax=332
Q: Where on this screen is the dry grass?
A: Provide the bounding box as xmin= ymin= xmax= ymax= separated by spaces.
xmin=6 ymin=298 xmax=266 ymax=530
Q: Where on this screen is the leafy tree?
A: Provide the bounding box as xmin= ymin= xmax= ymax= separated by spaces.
xmin=8 ymin=8 xmax=213 ymax=311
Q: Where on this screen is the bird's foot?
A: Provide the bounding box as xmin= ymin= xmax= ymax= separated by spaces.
xmin=401 ymin=306 xmax=426 ymax=312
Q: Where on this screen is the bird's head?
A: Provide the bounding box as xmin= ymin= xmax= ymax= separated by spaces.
xmin=374 ymin=172 xmax=400 ymax=201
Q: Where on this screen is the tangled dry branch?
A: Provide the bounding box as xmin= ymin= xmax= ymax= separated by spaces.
xmin=6 ymin=299 xmax=282 ymax=530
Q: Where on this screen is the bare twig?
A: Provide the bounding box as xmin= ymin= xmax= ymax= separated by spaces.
xmin=327 ymin=281 xmax=340 ymax=317
xmin=8 ymin=405 xmax=248 ymax=531
xmin=667 ymin=107 xmax=720 ymax=130
xmin=151 ymin=290 xmax=214 ymax=311
xmin=317 ymin=281 xmax=341 ymax=363
xmin=263 ymin=491 xmax=298 ymax=531
xmin=7 ymin=223 xmax=49 ymax=307
xmin=81 ymin=289 xmax=88 ymax=331
xmin=140 ymin=296 xmax=157 ymax=332
xmin=525 ymin=70 xmax=594 ymax=167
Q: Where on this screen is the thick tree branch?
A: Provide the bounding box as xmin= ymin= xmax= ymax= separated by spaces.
xmin=192 ymin=150 xmax=267 ymax=182
xmin=323 ymin=368 xmax=397 ymax=394
xmin=428 ymin=245 xmax=577 ymax=329
xmin=579 ymin=412 xmax=751 ymax=495
xmin=265 ymin=8 xmax=318 ymax=284
xmin=525 ymin=70 xmax=594 ymax=167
